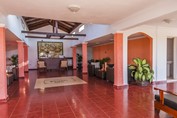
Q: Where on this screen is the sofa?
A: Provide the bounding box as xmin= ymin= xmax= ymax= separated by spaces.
xmin=88 ymin=64 xmax=95 ymax=76
xmin=95 ymin=68 xmax=106 ymax=79
xmin=6 ymin=65 xmax=18 ymax=86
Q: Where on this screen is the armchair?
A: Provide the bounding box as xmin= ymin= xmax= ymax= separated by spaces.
xmin=37 ymin=60 xmax=47 ymax=72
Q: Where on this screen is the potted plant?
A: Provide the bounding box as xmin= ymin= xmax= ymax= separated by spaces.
xmin=8 ymin=54 xmax=19 ymax=80
xmin=9 ymin=55 xmax=18 ymax=67
xmin=77 ymin=53 xmax=82 ymax=70
xmin=100 ymin=57 xmax=110 ymax=69
xmin=128 ymin=58 xmax=154 ymax=86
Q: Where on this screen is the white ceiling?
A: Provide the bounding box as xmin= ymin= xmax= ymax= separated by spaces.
xmin=145 ymin=11 xmax=177 ymax=28
xmin=0 ymin=0 xmax=161 ymax=24
xmin=77 ymin=34 xmax=113 ymax=47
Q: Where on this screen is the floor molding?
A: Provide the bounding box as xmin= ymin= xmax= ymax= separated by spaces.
xmin=114 ymin=84 xmax=128 ymax=89
xmin=0 ymin=96 xmax=9 ymax=103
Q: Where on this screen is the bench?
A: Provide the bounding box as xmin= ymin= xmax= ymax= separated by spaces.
xmin=154 ymin=87 xmax=177 ymax=117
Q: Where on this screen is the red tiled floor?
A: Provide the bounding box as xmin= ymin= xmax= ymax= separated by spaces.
xmin=0 ymin=70 xmax=174 ymax=118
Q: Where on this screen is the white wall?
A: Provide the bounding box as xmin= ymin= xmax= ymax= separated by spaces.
xmin=28 ymin=39 xmax=73 ymax=69
xmin=71 ymin=24 xmax=111 ymax=46
xmin=28 ymin=26 xmax=73 ymax=69
xmin=5 ymin=15 xmax=29 ymax=44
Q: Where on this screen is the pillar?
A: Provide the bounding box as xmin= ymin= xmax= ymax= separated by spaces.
xmin=0 ymin=27 xmax=8 ymax=101
xmin=82 ymin=42 xmax=88 ymax=74
xmin=17 ymin=41 xmax=24 ymax=78
xmin=72 ymin=46 xmax=77 ymax=70
xmin=114 ymin=33 xmax=123 ymax=87
xmin=24 ymin=45 xmax=28 ymax=72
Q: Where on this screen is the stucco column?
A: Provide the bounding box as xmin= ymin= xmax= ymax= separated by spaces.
xmin=0 ymin=27 xmax=8 ymax=101
xmin=82 ymin=42 xmax=88 ymax=74
xmin=17 ymin=41 xmax=24 ymax=78
xmin=72 ymin=46 xmax=77 ymax=70
xmin=24 ymin=45 xmax=28 ymax=72
xmin=114 ymin=33 xmax=123 ymax=87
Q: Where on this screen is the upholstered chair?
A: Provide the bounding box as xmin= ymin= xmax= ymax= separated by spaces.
xmin=59 ymin=60 xmax=68 ymax=70
xmin=37 ymin=60 xmax=47 ymax=72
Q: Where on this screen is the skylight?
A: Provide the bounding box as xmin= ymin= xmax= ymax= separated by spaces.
xmin=79 ymin=25 xmax=85 ymax=32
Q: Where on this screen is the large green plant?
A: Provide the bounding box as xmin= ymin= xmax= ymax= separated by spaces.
xmin=9 ymin=55 xmax=18 ymax=67
xmin=77 ymin=53 xmax=82 ymax=63
xmin=100 ymin=57 xmax=110 ymax=65
xmin=129 ymin=58 xmax=154 ymax=82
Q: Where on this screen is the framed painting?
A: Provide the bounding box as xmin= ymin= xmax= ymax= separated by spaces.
xmin=37 ymin=41 xmax=63 ymax=58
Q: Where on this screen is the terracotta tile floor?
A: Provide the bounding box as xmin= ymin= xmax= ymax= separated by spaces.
xmin=0 ymin=70 xmax=174 ymax=118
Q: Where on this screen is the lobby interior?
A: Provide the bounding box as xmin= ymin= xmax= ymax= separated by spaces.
xmin=1 ymin=0 xmax=177 ymax=118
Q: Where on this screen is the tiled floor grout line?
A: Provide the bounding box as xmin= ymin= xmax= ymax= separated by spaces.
xmin=72 ymin=89 xmax=108 ymax=118
xmin=72 ymin=93 xmax=94 ymax=118
xmin=8 ymin=97 xmax=20 ymax=118
xmin=65 ymin=95 xmax=78 ymax=118
xmin=85 ymin=95 xmax=110 ymax=118
xmin=42 ymin=96 xmax=44 ymax=118
xmin=54 ymin=98 xmax=60 ymax=118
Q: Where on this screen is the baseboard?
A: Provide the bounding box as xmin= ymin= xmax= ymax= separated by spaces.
xmin=114 ymin=84 xmax=129 ymax=89
xmin=152 ymin=80 xmax=167 ymax=85
xmin=82 ymin=72 xmax=88 ymax=74
xmin=29 ymin=69 xmax=37 ymax=71
xmin=0 ymin=96 xmax=9 ymax=103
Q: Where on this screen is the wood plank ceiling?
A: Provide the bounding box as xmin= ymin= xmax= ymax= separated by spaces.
xmin=23 ymin=16 xmax=81 ymax=33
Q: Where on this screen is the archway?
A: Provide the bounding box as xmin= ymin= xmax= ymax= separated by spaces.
xmin=127 ymin=32 xmax=153 ymax=84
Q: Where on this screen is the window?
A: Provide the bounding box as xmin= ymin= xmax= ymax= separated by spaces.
xmin=79 ymin=25 xmax=85 ymax=32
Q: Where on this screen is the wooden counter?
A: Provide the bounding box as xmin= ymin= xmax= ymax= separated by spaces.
xmin=39 ymin=57 xmax=73 ymax=70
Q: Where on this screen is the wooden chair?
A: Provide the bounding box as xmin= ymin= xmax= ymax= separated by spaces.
xmin=59 ymin=60 xmax=68 ymax=70
xmin=37 ymin=60 xmax=47 ymax=72
xmin=154 ymin=87 xmax=177 ymax=117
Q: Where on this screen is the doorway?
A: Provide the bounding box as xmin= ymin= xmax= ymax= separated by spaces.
xmin=167 ymin=38 xmax=174 ymax=80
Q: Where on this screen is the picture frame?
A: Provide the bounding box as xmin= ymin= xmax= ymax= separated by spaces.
xmin=37 ymin=41 xmax=63 ymax=59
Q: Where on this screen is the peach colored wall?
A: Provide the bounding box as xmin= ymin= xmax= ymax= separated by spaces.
xmin=128 ymin=37 xmax=152 ymax=66
xmin=93 ymin=43 xmax=114 ymax=64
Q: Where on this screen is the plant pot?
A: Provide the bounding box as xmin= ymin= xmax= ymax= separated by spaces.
xmin=77 ymin=63 xmax=82 ymax=70
xmin=136 ymin=80 xmax=150 ymax=86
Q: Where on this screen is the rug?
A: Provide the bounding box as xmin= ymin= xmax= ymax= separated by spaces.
xmin=34 ymin=76 xmax=87 ymax=89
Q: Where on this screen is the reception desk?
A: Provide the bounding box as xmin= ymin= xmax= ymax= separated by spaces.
xmin=39 ymin=57 xmax=73 ymax=70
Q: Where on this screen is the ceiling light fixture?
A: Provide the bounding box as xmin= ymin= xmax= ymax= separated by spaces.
xmin=68 ymin=5 xmax=80 ymax=13
xmin=162 ymin=18 xmax=176 ymax=24
xmin=163 ymin=19 xmax=171 ymax=24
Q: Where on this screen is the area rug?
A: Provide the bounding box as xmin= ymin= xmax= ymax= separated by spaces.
xmin=34 ymin=76 xmax=87 ymax=89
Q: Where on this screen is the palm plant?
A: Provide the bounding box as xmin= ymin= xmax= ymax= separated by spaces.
xmin=128 ymin=58 xmax=154 ymax=83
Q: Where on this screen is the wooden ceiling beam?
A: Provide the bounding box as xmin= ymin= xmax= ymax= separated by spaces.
xmin=61 ymin=21 xmax=74 ymax=26
xmin=29 ymin=21 xmax=49 ymax=30
xmin=69 ymin=23 xmax=81 ymax=33
xmin=28 ymin=20 xmax=49 ymax=27
xmin=60 ymin=21 xmax=74 ymax=28
xmin=21 ymin=30 xmax=86 ymax=36
xmin=26 ymin=19 xmax=45 ymax=24
xmin=23 ymin=17 xmax=33 ymax=20
xmin=58 ymin=22 xmax=72 ymax=32
xmin=49 ymin=21 xmax=70 ymax=33
xmin=25 ymin=36 xmax=79 ymax=40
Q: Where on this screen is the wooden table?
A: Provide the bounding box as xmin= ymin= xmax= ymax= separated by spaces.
xmin=154 ymin=83 xmax=177 ymax=117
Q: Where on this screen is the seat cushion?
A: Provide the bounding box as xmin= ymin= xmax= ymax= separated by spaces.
xmin=61 ymin=61 xmax=67 ymax=67
xmin=38 ymin=61 xmax=46 ymax=68
xmin=155 ymin=94 xmax=177 ymax=110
